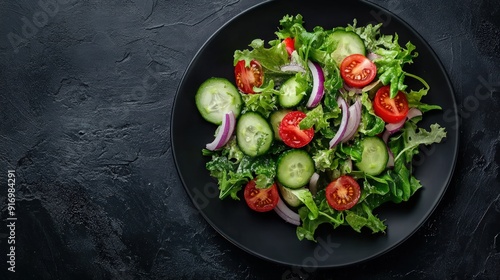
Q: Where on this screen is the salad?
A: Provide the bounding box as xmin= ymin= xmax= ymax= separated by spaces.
xmin=194 ymin=14 xmax=447 ymax=242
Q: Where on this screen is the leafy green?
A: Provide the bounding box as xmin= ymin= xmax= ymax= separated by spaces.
xmin=288 ymin=188 xmax=319 ymax=220
xmin=391 ymin=122 xmax=447 ymax=164
xmin=234 ymin=38 xmax=289 ymax=72
xmin=345 ymin=203 xmax=386 ymax=233
xmin=206 ymin=153 xmax=251 ymax=200
xmin=405 ymin=72 xmax=442 ymax=113
xmin=312 ymin=148 xmax=338 ymax=172
xmin=299 ymin=104 xmax=339 ymax=138
xmin=296 ymin=190 xmax=344 ymax=241
xmin=199 ymin=14 xmax=447 ymax=242
xmin=205 ymin=140 xmax=277 ymax=199
xmin=359 ymin=92 xmax=385 ymax=136
xmin=241 ymin=80 xmax=278 ymax=118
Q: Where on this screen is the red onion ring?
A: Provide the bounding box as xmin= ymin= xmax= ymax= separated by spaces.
xmin=329 ymin=96 xmax=350 ymax=148
xmin=343 ymin=79 xmax=381 ymax=94
xmin=383 ymin=107 xmax=423 ymax=167
xmin=341 ymin=99 xmax=362 ymax=142
xmin=280 ymin=64 xmax=306 ymax=73
xmin=385 ymin=118 xmax=406 ymax=134
xmin=407 ymin=107 xmax=423 ymax=119
xmin=343 ymin=82 xmax=363 ymax=94
xmin=308 ymin=172 xmax=320 ymax=196
xmin=274 ymin=198 xmax=300 ymax=225
xmin=306 ymin=60 xmax=325 ymax=108
xmin=385 ymin=107 xmax=423 ymax=135
xmin=367 ymin=52 xmax=381 ymax=61
xmin=382 ymin=129 xmax=391 ymax=143
xmin=205 ymin=111 xmax=236 ymax=150
xmin=386 ymin=147 xmax=395 ymax=168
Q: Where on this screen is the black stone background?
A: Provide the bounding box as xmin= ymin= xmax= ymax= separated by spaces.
xmin=0 ymin=0 xmax=499 ymax=279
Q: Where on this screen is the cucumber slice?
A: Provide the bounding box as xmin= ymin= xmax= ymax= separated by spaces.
xmin=195 ymin=77 xmax=243 ymax=125
xmin=329 ymin=30 xmax=366 ymax=65
xmin=355 ymin=136 xmax=389 ymax=176
xmin=278 ymin=183 xmax=303 ymax=207
xmin=278 ymin=76 xmax=306 ymax=108
xmin=269 ymin=109 xmax=292 ymax=140
xmin=277 ymin=149 xmax=315 ymax=189
xmin=236 ymin=112 xmax=273 ymax=157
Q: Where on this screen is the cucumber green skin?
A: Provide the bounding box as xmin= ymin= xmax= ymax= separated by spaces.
xmin=276 ymin=149 xmax=315 ymax=189
xmin=278 ymin=184 xmax=303 ymax=207
xmin=236 ymin=112 xmax=274 ymax=157
xmin=195 ymin=77 xmax=242 ymax=125
xmin=269 ymin=109 xmax=292 ymax=140
xmin=355 ymin=136 xmax=389 ymax=176
xmin=330 ymin=30 xmax=366 ymax=65
xmin=278 ymin=76 xmax=305 ymax=108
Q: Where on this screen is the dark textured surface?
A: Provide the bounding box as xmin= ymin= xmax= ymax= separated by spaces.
xmin=0 ymin=0 xmax=499 ymax=279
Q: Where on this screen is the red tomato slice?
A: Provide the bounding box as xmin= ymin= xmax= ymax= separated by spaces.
xmin=278 ymin=111 xmax=314 ymax=148
xmin=340 ymin=54 xmax=377 ymax=88
xmin=234 ymin=60 xmax=264 ymax=94
xmin=325 ymin=175 xmax=361 ymax=211
xmin=373 ymin=85 xmax=409 ymax=123
xmin=283 ymin=37 xmax=295 ymax=56
xmin=244 ymin=180 xmax=279 ymax=212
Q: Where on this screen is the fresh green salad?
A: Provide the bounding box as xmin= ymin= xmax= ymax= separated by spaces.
xmin=195 ymin=14 xmax=447 ymax=241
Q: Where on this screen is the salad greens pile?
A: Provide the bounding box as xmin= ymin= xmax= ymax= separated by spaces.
xmin=199 ymin=14 xmax=446 ymax=242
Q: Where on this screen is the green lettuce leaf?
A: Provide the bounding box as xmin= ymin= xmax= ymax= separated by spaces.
xmin=359 ymin=92 xmax=385 ymax=136
xmin=288 ymin=188 xmax=319 ymax=220
xmin=205 ymin=141 xmax=278 ymax=199
xmin=391 ymin=122 xmax=447 ymax=164
xmin=241 ymin=80 xmax=279 ymax=118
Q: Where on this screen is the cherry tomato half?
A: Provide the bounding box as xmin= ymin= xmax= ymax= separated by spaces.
xmin=234 ymin=60 xmax=264 ymax=94
xmin=283 ymin=37 xmax=295 ymax=56
xmin=244 ymin=180 xmax=279 ymax=212
xmin=373 ymin=85 xmax=409 ymax=123
xmin=325 ymin=175 xmax=361 ymax=211
xmin=340 ymin=54 xmax=377 ymax=88
xmin=278 ymin=111 xmax=314 ymax=148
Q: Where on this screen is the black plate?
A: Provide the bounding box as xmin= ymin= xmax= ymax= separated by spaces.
xmin=171 ymin=0 xmax=458 ymax=268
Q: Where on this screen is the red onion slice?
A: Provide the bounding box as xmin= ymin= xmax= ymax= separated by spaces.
xmin=308 ymin=172 xmax=320 ymax=196
xmin=274 ymin=198 xmax=301 ymax=226
xmin=344 ymin=79 xmax=381 ymax=94
xmin=367 ymin=52 xmax=381 ymax=61
xmin=385 ymin=118 xmax=406 ymax=134
xmin=407 ymin=107 xmax=423 ymax=119
xmin=306 ymin=60 xmax=325 ymax=108
xmin=382 ymin=129 xmax=391 ymax=143
xmin=361 ymin=79 xmax=382 ymax=94
xmin=385 ymin=107 xmax=423 ymax=135
xmin=280 ymin=64 xmax=306 ymax=73
xmin=329 ymin=96 xmax=350 ymax=148
xmin=343 ymin=82 xmax=364 ymax=94
xmin=386 ymin=146 xmax=395 ymax=168
xmin=341 ymin=99 xmax=362 ymax=142
xmin=205 ymin=111 xmax=236 ymax=151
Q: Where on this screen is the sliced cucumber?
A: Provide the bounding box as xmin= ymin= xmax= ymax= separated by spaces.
xmin=278 ymin=183 xmax=303 ymax=207
xmin=355 ymin=136 xmax=389 ymax=176
xmin=236 ymin=112 xmax=273 ymax=157
xmin=277 ymin=149 xmax=315 ymax=189
xmin=195 ymin=77 xmax=243 ymax=125
xmin=329 ymin=30 xmax=366 ymax=65
xmin=269 ymin=109 xmax=292 ymax=141
xmin=278 ymin=76 xmax=306 ymax=108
